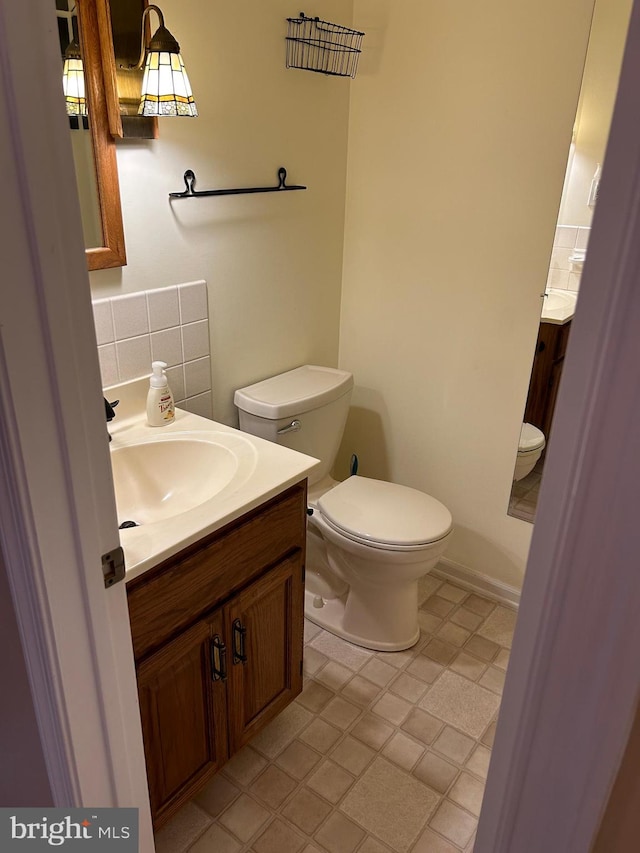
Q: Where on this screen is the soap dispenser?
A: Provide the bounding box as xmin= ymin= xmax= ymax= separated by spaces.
xmin=146 ymin=361 xmax=175 ymax=426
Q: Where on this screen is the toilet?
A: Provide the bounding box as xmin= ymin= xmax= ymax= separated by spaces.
xmin=234 ymin=365 xmax=453 ymax=651
xmin=513 ymin=422 xmax=546 ymax=481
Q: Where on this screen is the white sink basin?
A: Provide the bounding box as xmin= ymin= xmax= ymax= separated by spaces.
xmin=111 ymin=431 xmax=258 ymax=525
xmin=541 ymin=288 xmax=578 ymax=325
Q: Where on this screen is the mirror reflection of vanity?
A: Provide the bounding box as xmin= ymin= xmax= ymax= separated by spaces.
xmin=56 ymin=0 xmax=127 ymax=270
xmin=508 ymin=0 xmax=632 ymax=523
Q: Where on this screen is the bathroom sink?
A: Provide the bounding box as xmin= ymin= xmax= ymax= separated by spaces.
xmin=541 ymin=288 xmax=578 ymax=324
xmin=110 ymin=431 xmax=258 ymax=525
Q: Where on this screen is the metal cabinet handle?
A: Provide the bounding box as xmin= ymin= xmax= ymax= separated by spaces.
xmin=210 ymin=635 xmax=227 ymax=681
xmin=277 ymin=419 xmax=301 ymax=435
xmin=232 ymin=619 xmax=248 ymax=664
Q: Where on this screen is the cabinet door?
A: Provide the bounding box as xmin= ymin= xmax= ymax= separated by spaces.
xmin=524 ymin=323 xmax=558 ymax=430
xmin=136 ymin=611 xmax=228 ymax=824
xmin=225 ymin=551 xmax=304 ymax=754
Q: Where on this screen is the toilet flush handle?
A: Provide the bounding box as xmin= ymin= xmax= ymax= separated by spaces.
xmin=277 ymin=419 xmax=301 ymax=435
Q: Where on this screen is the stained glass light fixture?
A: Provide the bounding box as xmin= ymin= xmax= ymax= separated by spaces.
xmin=62 ymin=38 xmax=87 ymax=116
xmin=135 ymin=4 xmax=197 ymax=117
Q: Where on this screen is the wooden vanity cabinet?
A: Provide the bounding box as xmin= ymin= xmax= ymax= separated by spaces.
xmin=127 ymin=481 xmax=306 ymax=828
xmin=524 ymin=320 xmax=572 ymax=440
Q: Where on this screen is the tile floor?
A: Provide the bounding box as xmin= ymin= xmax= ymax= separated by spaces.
xmin=154 ymin=575 xmax=516 ymax=853
xmin=508 ymin=457 xmax=544 ymax=523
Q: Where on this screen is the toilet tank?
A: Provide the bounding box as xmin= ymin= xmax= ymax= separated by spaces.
xmin=234 ymin=365 xmax=353 ymax=485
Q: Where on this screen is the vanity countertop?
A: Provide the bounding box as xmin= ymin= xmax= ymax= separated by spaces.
xmin=106 ymin=378 xmax=319 ymax=583
xmin=540 ymin=288 xmax=578 ymax=325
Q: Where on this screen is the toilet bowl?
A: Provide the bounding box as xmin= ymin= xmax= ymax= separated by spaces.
xmin=513 ymin=422 xmax=546 ymax=481
xmin=234 ymin=365 xmax=454 ymax=651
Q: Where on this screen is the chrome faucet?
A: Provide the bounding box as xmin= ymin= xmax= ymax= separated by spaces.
xmin=104 ymin=398 xmax=119 ymax=441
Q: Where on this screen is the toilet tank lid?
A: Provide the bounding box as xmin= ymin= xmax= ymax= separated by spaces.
xmin=234 ymin=365 xmax=354 ymax=419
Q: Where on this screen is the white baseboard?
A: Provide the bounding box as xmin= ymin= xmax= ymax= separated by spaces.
xmin=433 ymin=557 xmax=521 ymax=609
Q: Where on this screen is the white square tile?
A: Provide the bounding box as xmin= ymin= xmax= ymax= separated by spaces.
xmin=182 ymin=320 xmax=210 ymax=361
xmin=115 ymin=335 xmax=152 ymax=382
xmin=179 ymin=280 xmax=208 ymax=323
xmin=151 ymin=327 xmax=183 ymax=367
xmin=184 ymin=391 xmax=213 ymax=419
xmin=92 ymin=298 xmax=114 ymax=345
xmin=568 ymin=273 xmax=581 ymax=292
xmin=98 ymin=344 xmax=118 ymax=387
xmin=165 ymin=365 xmax=185 ymax=404
xmin=185 ymin=356 xmax=212 ymax=397
xmin=547 ymin=268 xmax=570 ymax=289
xmin=147 ymin=286 xmax=180 ymax=332
xmin=575 ymin=227 xmax=590 ymax=251
xmin=111 ymin=292 xmax=149 ymax=340
xmin=550 ymin=247 xmax=572 ymax=270
xmin=555 ymin=225 xmax=578 ymax=248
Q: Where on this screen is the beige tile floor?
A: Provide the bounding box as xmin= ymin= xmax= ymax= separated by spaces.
xmin=155 ymin=575 xmax=516 ymax=853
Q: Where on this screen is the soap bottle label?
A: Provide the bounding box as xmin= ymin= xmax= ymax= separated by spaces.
xmin=160 ymin=392 xmax=175 ymax=421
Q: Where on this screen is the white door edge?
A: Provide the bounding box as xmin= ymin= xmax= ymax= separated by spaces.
xmin=0 ymin=4 xmax=153 ymax=850
xmin=477 ymin=2 xmax=640 ymax=850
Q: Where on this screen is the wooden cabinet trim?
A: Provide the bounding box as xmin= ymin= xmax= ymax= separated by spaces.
xmin=128 ymin=482 xmax=306 ymax=661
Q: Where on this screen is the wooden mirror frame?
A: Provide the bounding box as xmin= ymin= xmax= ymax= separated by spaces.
xmin=76 ymin=0 xmax=127 ymax=270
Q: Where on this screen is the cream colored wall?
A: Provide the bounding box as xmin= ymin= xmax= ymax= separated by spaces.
xmin=90 ymin=0 xmax=353 ymax=425
xmin=559 ymin=0 xmax=632 ymax=226
xmin=339 ymin=0 xmax=596 ymax=589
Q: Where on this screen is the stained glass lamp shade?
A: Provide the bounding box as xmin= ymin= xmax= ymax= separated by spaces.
xmin=137 ymin=14 xmax=197 ymax=117
xmin=62 ymin=39 xmax=87 ymax=117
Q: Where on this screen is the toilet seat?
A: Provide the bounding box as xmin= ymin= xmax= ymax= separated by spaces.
xmin=519 ymin=422 xmax=545 ymax=453
xmin=317 ymin=476 xmax=453 ymax=551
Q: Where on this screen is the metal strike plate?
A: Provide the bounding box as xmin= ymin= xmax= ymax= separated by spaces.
xmin=102 ymin=546 xmax=126 ymax=588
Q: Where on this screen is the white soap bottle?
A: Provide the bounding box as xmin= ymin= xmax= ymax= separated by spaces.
xmin=146 ymin=361 xmax=175 ymax=427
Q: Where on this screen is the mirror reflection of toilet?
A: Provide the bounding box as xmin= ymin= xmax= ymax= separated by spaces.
xmin=514 ymin=422 xmax=546 ymax=481
xmin=235 ymin=365 xmax=453 ymax=651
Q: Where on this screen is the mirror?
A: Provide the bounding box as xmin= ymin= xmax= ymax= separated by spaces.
xmin=56 ymin=0 xmax=126 ymax=270
xmin=508 ymin=0 xmax=631 ymax=523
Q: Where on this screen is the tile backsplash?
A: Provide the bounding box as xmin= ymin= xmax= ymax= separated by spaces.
xmin=93 ymin=280 xmax=213 ymax=419
xmin=546 ymin=225 xmax=590 ymax=293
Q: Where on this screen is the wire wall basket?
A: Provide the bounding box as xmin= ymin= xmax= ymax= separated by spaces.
xmin=286 ymin=12 xmax=365 ymax=79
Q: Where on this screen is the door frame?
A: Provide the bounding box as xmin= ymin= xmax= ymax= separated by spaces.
xmin=0 ymin=3 xmax=153 ymax=849
xmin=476 ymin=1 xmax=640 ymax=849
